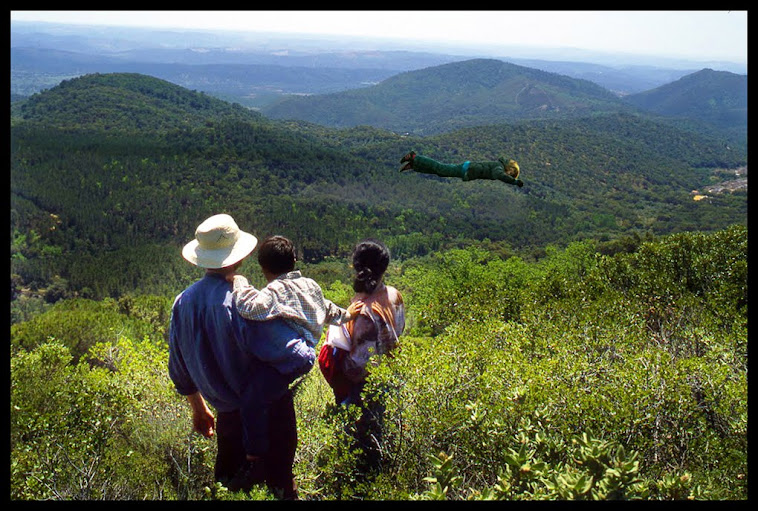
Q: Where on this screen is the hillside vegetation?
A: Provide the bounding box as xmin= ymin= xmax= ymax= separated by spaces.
xmin=11 ymin=74 xmax=746 ymax=305
xmin=11 ymin=226 xmax=747 ymax=499
xmin=10 ymin=71 xmax=748 ymax=500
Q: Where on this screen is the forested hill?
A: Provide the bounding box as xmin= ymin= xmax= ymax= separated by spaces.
xmin=624 ymin=68 xmax=747 ymax=136
xmin=14 ymin=72 xmax=264 ymax=131
xmin=11 ymin=72 xmax=746 ymax=302
xmin=261 ymin=59 xmax=635 ymax=135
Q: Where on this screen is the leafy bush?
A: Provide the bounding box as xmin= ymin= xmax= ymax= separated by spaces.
xmin=11 ymin=296 xmax=169 ymax=360
xmin=398 ymin=246 xmax=535 ymax=336
xmin=10 ymin=337 xmax=217 ymax=499
xmin=10 ymin=226 xmax=747 ymax=500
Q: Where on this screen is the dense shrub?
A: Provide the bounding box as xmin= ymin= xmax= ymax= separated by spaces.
xmin=10 ymin=226 xmax=747 ymax=500
xmin=10 ymin=296 xmax=170 ymax=360
xmin=10 ymin=337 xmax=218 ymax=499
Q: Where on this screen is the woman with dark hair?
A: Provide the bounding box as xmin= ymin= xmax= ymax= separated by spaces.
xmin=341 ymin=239 xmax=405 ymax=397
xmin=338 ymin=239 xmax=405 ymax=471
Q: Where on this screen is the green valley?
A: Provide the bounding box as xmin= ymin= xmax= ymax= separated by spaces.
xmin=11 ymin=73 xmax=746 ymax=303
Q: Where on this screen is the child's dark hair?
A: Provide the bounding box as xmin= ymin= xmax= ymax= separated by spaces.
xmin=352 ymin=239 xmax=390 ymax=294
xmin=257 ymin=235 xmax=296 ymax=275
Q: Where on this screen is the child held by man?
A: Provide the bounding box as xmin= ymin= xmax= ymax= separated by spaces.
xmin=229 ymin=235 xmax=363 ymax=348
xmin=226 ymin=235 xmax=363 ymax=482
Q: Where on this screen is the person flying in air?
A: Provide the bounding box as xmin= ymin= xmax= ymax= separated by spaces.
xmin=399 ymin=151 xmax=523 ymax=187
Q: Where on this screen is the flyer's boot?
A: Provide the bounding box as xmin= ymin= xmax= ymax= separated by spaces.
xmin=399 ymin=151 xmax=416 ymax=172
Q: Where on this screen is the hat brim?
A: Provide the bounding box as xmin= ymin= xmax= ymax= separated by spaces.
xmin=182 ymin=231 xmax=258 ymax=269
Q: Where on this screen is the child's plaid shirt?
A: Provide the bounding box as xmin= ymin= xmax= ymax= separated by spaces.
xmin=232 ymin=271 xmax=349 ymax=347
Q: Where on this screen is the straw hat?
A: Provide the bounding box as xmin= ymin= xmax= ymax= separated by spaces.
xmin=182 ymin=214 xmax=258 ymax=268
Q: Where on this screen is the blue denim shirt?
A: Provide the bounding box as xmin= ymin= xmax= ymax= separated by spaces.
xmin=168 ymin=272 xmax=315 ymax=415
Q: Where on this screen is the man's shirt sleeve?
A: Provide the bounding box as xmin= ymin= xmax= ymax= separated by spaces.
xmin=168 ymin=300 xmax=198 ymax=396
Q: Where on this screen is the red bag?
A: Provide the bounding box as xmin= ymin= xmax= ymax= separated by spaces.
xmin=318 ymin=342 xmax=351 ymax=404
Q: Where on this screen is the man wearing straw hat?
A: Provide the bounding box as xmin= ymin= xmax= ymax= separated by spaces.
xmin=169 ymin=213 xmax=314 ymax=499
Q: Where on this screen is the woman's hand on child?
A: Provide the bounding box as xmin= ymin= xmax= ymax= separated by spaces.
xmin=347 ymin=300 xmax=365 ymax=319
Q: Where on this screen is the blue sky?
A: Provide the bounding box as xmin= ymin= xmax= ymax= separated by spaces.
xmin=10 ymin=10 xmax=748 ymax=63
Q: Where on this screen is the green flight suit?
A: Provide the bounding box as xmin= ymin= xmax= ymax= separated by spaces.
xmin=410 ymin=155 xmax=523 ymax=187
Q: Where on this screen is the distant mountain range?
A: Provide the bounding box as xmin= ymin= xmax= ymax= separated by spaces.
xmin=12 ymin=19 xmax=745 ymax=145
xmin=11 ymin=20 xmax=747 ymax=109
xmin=10 ymin=47 xmax=400 ymax=106
xmin=261 ymin=58 xmax=633 ymax=134
xmin=10 ymin=44 xmax=709 ymax=101
xmin=261 ymin=59 xmax=747 ymax=141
